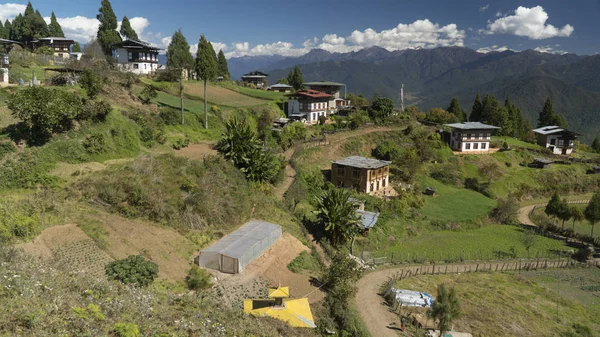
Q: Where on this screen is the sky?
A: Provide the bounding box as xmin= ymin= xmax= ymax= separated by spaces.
xmin=1 ymin=0 xmax=599 ymax=57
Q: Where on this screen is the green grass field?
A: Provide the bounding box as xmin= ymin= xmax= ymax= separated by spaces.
xmin=365 ymin=224 xmax=570 ymax=259
xmin=217 ymin=82 xmax=287 ymax=101
xmin=492 ymin=136 xmax=541 ymax=150
xmin=418 ymin=176 xmax=496 ymax=222
xmin=394 ymin=269 xmax=600 ymax=337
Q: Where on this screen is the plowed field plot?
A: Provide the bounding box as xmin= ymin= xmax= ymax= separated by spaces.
xmin=184 ymin=83 xmax=267 ymax=107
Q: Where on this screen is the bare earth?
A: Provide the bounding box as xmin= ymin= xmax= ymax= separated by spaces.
xmin=518 ymin=204 xmax=537 ymax=226
xmin=213 ymin=233 xmax=325 ymax=306
xmin=174 ymin=143 xmax=218 ymax=161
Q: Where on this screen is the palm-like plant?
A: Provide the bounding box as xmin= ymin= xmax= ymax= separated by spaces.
xmin=314 ymin=188 xmax=361 ymax=247
xmin=427 ymin=284 xmax=461 ymax=336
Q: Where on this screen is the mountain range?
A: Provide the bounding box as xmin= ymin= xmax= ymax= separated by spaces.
xmin=228 ymin=47 xmax=600 ymax=142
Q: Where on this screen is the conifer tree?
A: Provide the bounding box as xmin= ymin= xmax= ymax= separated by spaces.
xmin=538 ymin=97 xmax=567 ymax=128
xmin=287 ymin=65 xmax=303 ymax=91
xmin=0 ymin=21 xmax=4 ymax=40
xmin=592 ymin=137 xmax=600 ymax=153
xmin=447 ymin=97 xmax=467 ymax=122
xmin=119 ymin=16 xmax=139 ymax=40
xmin=48 ymin=12 xmax=64 ymax=37
xmin=3 ymin=20 xmax=11 ymax=40
xmin=196 ymin=35 xmax=217 ymax=129
xmin=32 ymin=10 xmax=49 ymax=39
xmin=470 ymin=93 xmax=483 ymax=122
xmin=585 ymin=190 xmax=600 ymax=237
xmin=217 ymin=49 xmax=230 ymax=79
xmin=166 ymin=29 xmax=194 ymax=124
xmin=71 ymin=41 xmax=81 ymax=53
xmin=10 ymin=14 xmax=24 ymax=41
xmin=97 ymin=0 xmax=121 ymax=56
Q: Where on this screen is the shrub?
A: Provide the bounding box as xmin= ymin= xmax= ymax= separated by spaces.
xmin=79 ymin=69 xmax=104 ymax=99
xmin=82 ymin=133 xmax=107 ymax=154
xmin=572 ymin=247 xmax=593 ymax=262
xmin=159 ymin=108 xmax=180 ymax=125
xmin=318 ymin=115 xmax=327 ymax=125
xmin=113 ymin=322 xmax=140 ymax=337
xmin=122 ymin=73 xmax=138 ymax=89
xmin=138 ymin=85 xmax=158 ymax=104
xmin=80 ymin=100 xmax=111 ymax=123
xmin=0 ymin=142 xmax=15 ymax=159
xmin=154 ymin=68 xmax=180 ymax=82
xmin=185 ymin=266 xmax=213 ymax=291
xmin=105 ymin=255 xmax=159 ymax=287
xmin=171 ymin=137 xmax=189 ymax=150
xmin=491 ymin=196 xmax=519 ymax=225
xmin=50 ymin=74 xmax=69 ymax=86
xmin=372 ymin=141 xmax=401 ymax=161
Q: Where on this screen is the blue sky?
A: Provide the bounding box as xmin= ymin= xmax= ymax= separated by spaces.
xmin=1 ymin=0 xmax=599 ymax=57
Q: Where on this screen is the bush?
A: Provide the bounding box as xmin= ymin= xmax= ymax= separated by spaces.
xmin=318 ymin=115 xmax=327 ymax=125
xmin=159 ymin=108 xmax=180 ymax=125
xmin=80 ymin=100 xmax=111 ymax=123
xmin=154 ymin=68 xmax=180 ymax=82
xmin=105 ymin=255 xmax=159 ymax=287
xmin=127 ymin=111 xmax=166 ymax=146
xmin=113 ymin=322 xmax=140 ymax=337
xmin=372 ymin=141 xmax=401 ymax=161
xmin=491 ymin=197 xmax=519 ymax=225
xmin=79 ymin=69 xmax=104 ymax=99
xmin=171 ymin=137 xmax=189 ymax=150
xmin=82 ymin=133 xmax=107 ymax=154
xmin=0 ymin=142 xmax=15 ymax=159
xmin=185 ymin=266 xmax=213 ymax=291
xmin=572 ymin=247 xmax=593 ymax=262
xmin=138 ymin=85 xmax=158 ymax=104
xmin=50 ymin=74 xmax=69 ymax=86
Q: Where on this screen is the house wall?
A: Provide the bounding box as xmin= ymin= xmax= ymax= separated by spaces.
xmin=537 ymin=134 xmax=574 ymax=155
xmin=117 ymin=62 xmax=158 ymax=75
xmin=448 ymin=129 xmax=492 ymax=152
xmin=331 ymin=164 xmax=389 ymax=195
xmin=1 ymin=68 xmax=7 ymax=83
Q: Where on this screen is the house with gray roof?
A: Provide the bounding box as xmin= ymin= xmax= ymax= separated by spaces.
xmin=443 ymin=122 xmax=500 ymax=153
xmin=303 ymin=81 xmax=351 ymax=113
xmin=331 ymin=156 xmax=391 ymax=195
xmin=533 ymin=125 xmax=579 ymax=155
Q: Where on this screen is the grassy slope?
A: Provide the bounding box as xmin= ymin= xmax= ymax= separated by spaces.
xmin=532 ymin=205 xmax=598 ymax=238
xmin=394 ymin=269 xmax=600 ymax=337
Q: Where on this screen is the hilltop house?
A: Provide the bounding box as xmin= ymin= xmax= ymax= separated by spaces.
xmin=241 ymin=71 xmax=268 ymax=88
xmin=112 ymin=39 xmax=161 ymax=75
xmin=443 ymin=122 xmax=500 ymax=153
xmin=285 ymin=89 xmax=332 ymax=124
xmin=331 ymin=156 xmax=391 ymax=195
xmin=267 ymin=83 xmax=292 ymax=93
xmin=31 ymin=37 xmax=74 ymax=58
xmin=533 ymin=126 xmax=579 ymax=155
xmin=304 ymin=81 xmax=351 ymax=112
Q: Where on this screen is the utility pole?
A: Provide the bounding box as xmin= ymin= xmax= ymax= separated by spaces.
xmin=180 ymin=69 xmax=184 ymax=125
xmin=400 ymin=83 xmax=405 ymax=113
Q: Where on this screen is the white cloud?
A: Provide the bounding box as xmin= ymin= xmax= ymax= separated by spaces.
xmin=476 ymin=45 xmax=511 ymax=53
xmin=322 ymin=34 xmax=345 ymax=45
xmin=486 ymin=6 xmax=574 ymax=39
xmin=44 ymin=16 xmax=100 ymax=43
xmin=479 ymin=4 xmax=490 ymax=12
xmin=0 ymin=3 xmax=25 ymax=22
xmin=211 ymin=42 xmax=227 ymax=53
xmin=534 ymin=45 xmax=568 ymax=54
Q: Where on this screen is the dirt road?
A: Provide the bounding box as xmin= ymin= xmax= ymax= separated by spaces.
xmin=355 ymin=260 xmax=574 ymax=337
xmin=517 ymin=204 xmax=537 ymax=226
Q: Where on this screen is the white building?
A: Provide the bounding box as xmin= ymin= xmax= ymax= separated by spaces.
xmin=112 ymin=39 xmax=161 ymax=75
xmin=533 ymin=126 xmax=579 ymax=155
xmin=303 ymin=81 xmax=351 ymax=113
xmin=444 ymin=122 xmax=500 ymax=153
xmin=32 ymin=37 xmax=74 ymax=58
xmin=285 ymin=89 xmax=332 ymax=124
xmin=0 ymin=38 xmax=19 ymax=84
xmin=70 ymin=52 xmax=83 ymax=61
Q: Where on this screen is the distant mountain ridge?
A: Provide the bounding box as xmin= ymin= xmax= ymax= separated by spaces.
xmin=228 ymin=46 xmax=600 ymax=141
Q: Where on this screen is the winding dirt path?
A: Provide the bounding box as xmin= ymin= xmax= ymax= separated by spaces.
xmin=518 ymin=204 xmax=537 ymax=226
xmin=355 ymin=260 xmax=574 ymax=337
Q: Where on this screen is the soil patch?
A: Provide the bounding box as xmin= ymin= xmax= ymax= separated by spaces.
xmin=174 ymin=143 xmax=218 ymax=161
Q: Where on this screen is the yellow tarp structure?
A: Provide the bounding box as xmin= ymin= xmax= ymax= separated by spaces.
xmin=244 ymin=286 xmax=316 ymax=328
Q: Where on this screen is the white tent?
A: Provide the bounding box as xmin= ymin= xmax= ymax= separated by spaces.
xmin=197 ymin=220 xmax=282 ymax=274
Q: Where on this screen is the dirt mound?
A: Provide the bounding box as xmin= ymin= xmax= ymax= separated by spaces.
xmin=174 ymin=143 xmax=218 ymax=161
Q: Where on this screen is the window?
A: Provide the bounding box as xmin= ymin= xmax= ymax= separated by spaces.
xmin=382 ymin=179 xmax=386 ymax=187
xmin=487 ymin=133 xmax=491 ymax=139
xmin=479 ymin=133 xmax=483 ymax=139
xmin=128 ymin=52 xmax=132 ymax=61
xmin=481 ymin=143 xmax=487 ymax=149
xmin=133 ymin=64 xmax=139 ymax=69
xmin=370 ymin=183 xmax=374 ymax=192
xmin=465 ymin=143 xmax=471 ymax=150
xmin=474 ymin=143 xmax=479 ymax=150
xmin=337 ymin=167 xmax=345 ymax=177
xmin=550 ymin=138 xmax=556 ymax=145
xmin=352 ymin=169 xmax=360 ymax=179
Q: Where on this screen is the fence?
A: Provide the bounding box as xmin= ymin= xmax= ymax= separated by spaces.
xmin=10 ymin=51 xmax=69 ymax=66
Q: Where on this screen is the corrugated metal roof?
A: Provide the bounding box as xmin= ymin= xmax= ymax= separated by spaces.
xmin=332 ymin=156 xmax=391 ymax=169
xmin=201 ymin=220 xmax=281 ymax=258
xmin=444 ymin=122 xmax=500 ymax=130
xmin=269 ymin=83 xmax=292 ymax=88
xmin=304 ymin=81 xmax=344 ymax=87
xmin=286 ymin=89 xmax=332 ymax=99
xmin=357 ymin=210 xmax=379 ymax=229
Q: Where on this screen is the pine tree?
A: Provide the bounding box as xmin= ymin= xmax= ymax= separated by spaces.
xmin=31 ymin=10 xmax=49 ymax=39
xmin=0 ymin=21 xmax=5 ymax=40
xmin=196 ymin=35 xmax=217 ymax=129
xmin=288 ymin=66 xmax=303 ymax=91
xmin=447 ymin=97 xmax=467 ymax=122
xmin=216 ymin=49 xmax=229 ymax=80
xmin=48 ymin=12 xmax=64 ymax=37
xmin=72 ymin=41 xmax=81 ymax=53
xmin=97 ymin=0 xmax=122 ymax=56
xmin=592 ymin=137 xmax=600 ymax=153
xmin=119 ymin=16 xmax=139 ymax=40
xmin=166 ymin=29 xmax=194 ymax=124
xmin=3 ymin=20 xmax=12 ymax=40
xmin=481 ymin=94 xmax=510 ymax=134
xmin=538 ymin=98 xmax=555 ymax=127
xmin=470 ymin=93 xmax=483 ymax=122
xmin=545 ymin=191 xmax=562 ymax=219
xmin=584 ymin=190 xmax=600 ymax=237
xmin=10 ymin=14 xmax=24 ymax=41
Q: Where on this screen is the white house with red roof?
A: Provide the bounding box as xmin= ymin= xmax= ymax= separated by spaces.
xmin=285 ymin=89 xmax=333 ymax=124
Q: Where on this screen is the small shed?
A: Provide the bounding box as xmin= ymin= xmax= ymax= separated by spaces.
xmin=532 ymin=158 xmax=553 ymax=169
xmin=424 ymin=187 xmax=436 ymax=196
xmin=197 ymin=220 xmax=282 ymax=274
xmin=356 ymin=209 xmax=379 ymax=234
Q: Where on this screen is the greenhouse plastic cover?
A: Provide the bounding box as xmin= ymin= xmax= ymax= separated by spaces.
xmin=391 ymin=289 xmax=434 ymax=307
xmin=197 ymin=220 xmax=282 ymax=273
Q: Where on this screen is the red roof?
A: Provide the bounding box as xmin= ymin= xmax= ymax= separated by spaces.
xmin=287 ymin=89 xmax=333 ymax=99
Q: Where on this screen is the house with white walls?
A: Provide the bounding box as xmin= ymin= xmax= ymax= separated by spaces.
xmin=31 ymin=37 xmax=74 ymax=58
xmin=304 ymin=81 xmax=351 ymax=113
xmin=112 ymin=39 xmax=161 ymax=75
xmin=533 ymin=126 xmax=579 ymax=155
xmin=444 ymin=122 xmax=500 ymax=153
xmin=285 ymin=89 xmax=332 ymax=124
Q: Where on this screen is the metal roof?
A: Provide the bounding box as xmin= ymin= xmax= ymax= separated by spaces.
xmin=0 ymin=38 xmax=20 ymax=44
xmin=286 ymin=89 xmax=333 ymax=99
xmin=356 ymin=210 xmax=379 ymax=229
xmin=304 ymin=81 xmax=344 ymax=87
xmin=534 ymin=158 xmax=554 ymax=164
xmin=36 ymin=37 xmax=74 ymax=42
xmin=332 ymin=156 xmax=391 ymax=169
xmin=112 ymin=39 xmax=162 ymax=50
xmin=201 ymin=220 xmax=281 ymax=259
xmin=269 ymin=83 xmax=292 ymax=88
xmin=444 ymin=122 xmax=500 ymax=130
xmin=243 ymin=71 xmax=268 ymax=77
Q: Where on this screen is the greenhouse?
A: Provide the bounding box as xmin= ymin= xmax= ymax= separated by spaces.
xmin=197 ymin=220 xmax=282 ymax=274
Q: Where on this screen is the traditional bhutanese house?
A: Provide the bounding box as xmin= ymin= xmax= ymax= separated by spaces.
xmin=112 ymin=39 xmax=161 ymax=75
xmin=443 ymin=122 xmax=500 ymax=153
xmin=331 ymin=156 xmax=391 ymax=195
xmin=32 ymin=37 xmax=74 ymax=58
xmin=303 ymin=81 xmax=351 ymax=112
xmin=285 ymin=89 xmax=332 ymax=124
xmin=267 ymin=83 xmax=293 ymax=93
xmin=241 ymin=71 xmax=268 ymax=88
xmin=533 ymin=126 xmax=579 ymax=155
xmin=244 ymin=286 xmax=316 ymax=328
